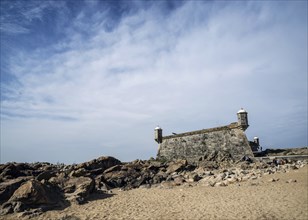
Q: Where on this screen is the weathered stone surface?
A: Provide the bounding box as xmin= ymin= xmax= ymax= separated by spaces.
xmin=103 ymin=165 xmax=123 ymax=173
xmin=166 ymin=160 xmax=187 ymax=174
xmin=95 ymin=177 xmax=111 ymax=192
xmin=8 ymin=180 xmax=61 ymax=205
xmin=74 ymin=156 xmax=121 ymax=172
xmin=1 ymin=179 xmax=64 ymax=214
xmin=0 ymin=177 xmax=32 ymax=204
xmin=157 ymin=124 xmax=253 ymax=163
xmin=173 ymin=176 xmax=185 ymax=185
xmin=36 ymin=171 xmax=56 ymax=181
xmin=148 ymin=161 xmax=163 ymax=171
xmin=0 ymin=164 xmax=25 ymax=179
xmin=69 ymin=168 xmax=88 ymax=177
xmin=188 ymin=173 xmax=201 ymax=182
xmin=64 ymin=177 xmax=95 ymax=204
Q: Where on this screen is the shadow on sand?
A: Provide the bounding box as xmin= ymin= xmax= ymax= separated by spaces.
xmin=86 ymin=191 xmax=115 ymax=203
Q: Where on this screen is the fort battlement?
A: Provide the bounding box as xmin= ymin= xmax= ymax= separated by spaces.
xmin=162 ymin=122 xmax=240 ymax=140
xmin=155 ymin=109 xmax=256 ymax=163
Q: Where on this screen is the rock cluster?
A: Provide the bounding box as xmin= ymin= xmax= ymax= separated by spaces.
xmin=0 ymin=154 xmax=306 ymax=218
xmin=0 ymin=156 xmax=121 ymax=217
xmin=263 ymin=147 xmax=308 ymax=156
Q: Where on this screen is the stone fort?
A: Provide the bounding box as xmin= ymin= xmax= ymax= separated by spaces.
xmin=155 ymin=108 xmax=259 ymax=163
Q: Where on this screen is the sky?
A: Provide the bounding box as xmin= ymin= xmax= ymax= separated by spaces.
xmin=0 ymin=0 xmax=307 ymax=164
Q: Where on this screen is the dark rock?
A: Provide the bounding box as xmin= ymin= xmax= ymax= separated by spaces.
xmin=3 ymin=179 xmax=64 ymax=213
xmin=0 ymin=202 xmax=14 ymax=215
xmin=198 ymin=161 xmax=219 ymax=170
xmin=156 ymin=171 xmax=168 ymax=179
xmin=103 ymin=165 xmax=123 ymax=173
xmin=48 ymin=173 xmax=68 ymax=190
xmin=0 ymin=164 xmax=25 ymax=179
xmin=13 ymin=201 xmax=26 ymax=213
xmin=104 ymin=170 xmax=128 ymax=188
xmin=189 ymin=173 xmax=201 ymax=182
xmin=41 ymin=165 xmax=55 ymax=171
xmin=98 ymin=181 xmax=111 ymax=192
xmin=31 ymin=162 xmax=51 ymax=170
xmin=69 ymin=168 xmax=88 ymax=177
xmin=152 ymin=175 xmax=163 ymax=184
xmin=36 ymin=171 xmax=56 ymax=181
xmin=89 ymin=168 xmax=105 ymax=176
xmin=166 ymin=175 xmax=173 ymax=182
xmin=64 ymin=177 xmax=95 ymax=204
xmin=8 ymin=179 xmax=61 ymax=205
xmin=166 ymin=160 xmax=187 ymax=174
xmin=0 ymin=177 xmax=32 ymax=205
xmin=75 ymin=156 xmax=121 ymax=172
xmin=103 ymin=163 xmax=143 ymax=189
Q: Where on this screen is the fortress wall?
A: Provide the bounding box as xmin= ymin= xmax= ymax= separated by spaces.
xmin=157 ymin=126 xmax=253 ymax=163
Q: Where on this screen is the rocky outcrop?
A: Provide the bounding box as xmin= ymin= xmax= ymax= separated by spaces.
xmin=1 ymin=179 xmax=64 ymax=215
xmin=64 ymin=177 xmax=95 ymax=204
xmin=0 ymin=153 xmax=306 ymax=217
xmin=0 ymin=156 xmax=121 ymax=216
xmin=263 ymin=147 xmax=308 ymax=156
xmin=0 ymin=177 xmax=32 ymax=204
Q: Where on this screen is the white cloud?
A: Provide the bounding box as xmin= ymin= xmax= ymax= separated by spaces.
xmin=1 ymin=1 xmax=307 ymax=163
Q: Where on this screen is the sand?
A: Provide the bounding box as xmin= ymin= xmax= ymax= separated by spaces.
xmin=3 ymin=166 xmax=308 ymax=220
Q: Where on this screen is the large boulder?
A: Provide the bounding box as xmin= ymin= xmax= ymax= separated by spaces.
xmin=1 ymin=179 xmax=64 ymax=214
xmin=63 ymin=177 xmax=95 ymax=204
xmin=74 ymin=156 xmax=121 ymax=172
xmin=198 ymin=150 xmax=235 ymax=169
xmin=36 ymin=171 xmax=57 ymax=181
xmin=69 ymin=168 xmax=88 ymax=178
xmin=0 ymin=164 xmax=25 ymax=179
xmin=166 ymin=160 xmax=187 ymax=174
xmin=103 ymin=162 xmax=155 ymax=189
xmin=103 ymin=167 xmax=135 ymax=188
xmin=0 ymin=177 xmax=32 ymax=204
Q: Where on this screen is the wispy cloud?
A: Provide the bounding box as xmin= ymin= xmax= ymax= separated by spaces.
xmin=0 ymin=0 xmax=55 ymax=34
xmin=1 ymin=1 xmax=307 ymax=163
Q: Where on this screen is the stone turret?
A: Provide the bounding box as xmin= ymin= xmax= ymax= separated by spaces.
xmin=237 ymin=108 xmax=249 ymax=131
xmin=154 ymin=126 xmax=162 ymax=143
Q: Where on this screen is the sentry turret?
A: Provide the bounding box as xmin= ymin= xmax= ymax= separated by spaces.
xmin=253 ymin=137 xmax=259 ymax=146
xmin=237 ymin=108 xmax=249 ymax=131
xmin=154 ymin=126 xmax=162 ymax=143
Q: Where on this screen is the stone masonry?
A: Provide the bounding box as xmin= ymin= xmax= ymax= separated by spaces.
xmin=155 ymin=109 xmax=255 ymax=163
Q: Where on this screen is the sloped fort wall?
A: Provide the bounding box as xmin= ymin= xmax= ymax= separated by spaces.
xmin=157 ymin=123 xmax=254 ymax=163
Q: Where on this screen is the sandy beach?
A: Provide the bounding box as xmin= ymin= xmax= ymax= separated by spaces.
xmin=3 ymin=165 xmax=307 ymax=220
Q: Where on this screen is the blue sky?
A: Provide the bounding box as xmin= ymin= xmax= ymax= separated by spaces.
xmin=0 ymin=0 xmax=307 ymax=164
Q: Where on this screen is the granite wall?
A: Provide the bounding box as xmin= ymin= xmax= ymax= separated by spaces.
xmin=157 ymin=123 xmax=254 ymax=163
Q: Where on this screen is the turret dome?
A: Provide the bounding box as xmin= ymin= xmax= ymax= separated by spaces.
xmin=237 ymin=108 xmax=247 ymax=114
